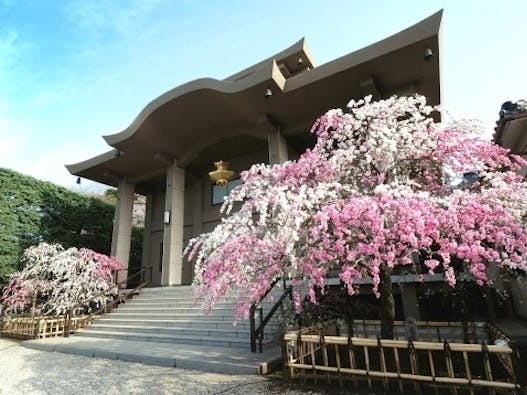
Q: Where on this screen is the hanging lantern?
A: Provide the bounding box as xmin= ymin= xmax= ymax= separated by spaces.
xmin=209 ymin=160 xmax=235 ymax=186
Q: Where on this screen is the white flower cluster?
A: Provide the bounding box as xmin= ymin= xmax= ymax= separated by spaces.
xmin=2 ymin=243 xmax=118 ymax=316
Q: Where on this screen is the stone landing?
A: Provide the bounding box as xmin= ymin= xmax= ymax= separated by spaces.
xmin=22 ymin=336 xmax=282 ymax=375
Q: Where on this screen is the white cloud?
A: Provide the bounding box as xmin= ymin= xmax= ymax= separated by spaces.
xmin=18 ymin=139 xmax=109 ymax=192
xmin=0 ymin=125 xmax=23 ymax=163
xmin=0 ymin=97 xmax=107 ymax=192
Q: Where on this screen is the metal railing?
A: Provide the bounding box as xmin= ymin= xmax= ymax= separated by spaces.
xmin=250 ymin=278 xmax=292 ymax=353
xmin=64 ymin=265 xmax=153 ymax=336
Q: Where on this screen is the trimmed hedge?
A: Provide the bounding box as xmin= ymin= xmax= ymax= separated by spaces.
xmin=0 ymin=168 xmax=142 ymax=285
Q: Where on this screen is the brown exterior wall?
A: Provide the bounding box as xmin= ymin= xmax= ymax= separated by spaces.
xmin=143 ymin=147 xmax=269 ymax=285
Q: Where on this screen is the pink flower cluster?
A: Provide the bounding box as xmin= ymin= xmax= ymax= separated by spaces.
xmin=304 ymin=194 xmax=527 ymax=298
xmin=83 ymin=249 xmax=123 ymax=282
xmin=186 ymin=95 xmax=527 ymax=319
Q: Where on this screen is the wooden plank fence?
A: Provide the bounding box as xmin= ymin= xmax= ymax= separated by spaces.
xmin=284 ymin=320 xmax=521 ymax=393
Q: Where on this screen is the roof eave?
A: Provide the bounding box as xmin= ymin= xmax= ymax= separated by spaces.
xmin=285 ymin=10 xmax=442 ymax=92
xmin=103 ymin=58 xmax=286 ymax=147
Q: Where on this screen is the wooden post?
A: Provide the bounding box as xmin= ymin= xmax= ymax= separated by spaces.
xmin=310 ymin=341 xmax=316 ymax=383
xmin=348 ymin=336 xmax=358 ymax=389
xmin=32 ymin=317 xmax=40 ymax=339
xmin=335 ymin=342 xmax=342 ymax=387
xmin=299 ymin=332 xmax=305 ymax=382
xmin=482 ymin=341 xmax=498 ymax=395
xmin=462 ymin=349 xmax=476 ymax=395
xmin=64 ymin=310 xmax=71 ymax=337
xmin=408 ymin=339 xmax=421 ymax=395
xmin=510 ymin=341 xmax=525 ymax=390
xmin=321 ymin=334 xmax=330 ymax=384
xmin=393 ymin=346 xmax=403 ymax=393
xmin=364 ymin=343 xmax=372 ymax=390
xmin=428 ymin=349 xmax=437 ymax=394
xmin=444 ymin=340 xmax=458 ymax=395
xmin=377 ymin=337 xmax=387 ymax=391
xmin=282 ymin=337 xmax=290 ymax=379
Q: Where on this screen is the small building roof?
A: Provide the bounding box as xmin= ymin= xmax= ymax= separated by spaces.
xmin=494 ymin=100 xmax=527 ymax=155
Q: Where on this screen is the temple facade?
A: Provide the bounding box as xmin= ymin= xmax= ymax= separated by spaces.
xmin=67 ymin=11 xmax=443 ymax=294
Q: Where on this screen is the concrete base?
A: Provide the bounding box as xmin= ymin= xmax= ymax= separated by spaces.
xmin=22 ymin=337 xmax=282 ymax=375
xmin=494 ymin=319 xmax=527 ymax=344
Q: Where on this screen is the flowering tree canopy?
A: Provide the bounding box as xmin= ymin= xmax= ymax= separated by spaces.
xmin=187 ymin=95 xmax=527 ymax=333
xmin=0 ymin=243 xmax=122 ymax=316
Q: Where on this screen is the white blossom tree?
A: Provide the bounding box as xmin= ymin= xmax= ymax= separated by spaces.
xmin=0 ymin=243 xmax=122 ymax=316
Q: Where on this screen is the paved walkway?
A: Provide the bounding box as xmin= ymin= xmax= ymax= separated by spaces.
xmin=0 ymin=338 xmax=311 ymax=395
xmin=22 ymin=336 xmax=282 ymax=375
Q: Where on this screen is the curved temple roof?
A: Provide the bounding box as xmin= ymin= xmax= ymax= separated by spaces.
xmin=67 ymin=10 xmax=443 ymax=188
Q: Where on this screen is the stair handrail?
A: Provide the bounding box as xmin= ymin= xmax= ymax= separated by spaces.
xmin=250 ymin=278 xmax=292 ymax=353
xmin=64 ymin=265 xmax=153 ymax=336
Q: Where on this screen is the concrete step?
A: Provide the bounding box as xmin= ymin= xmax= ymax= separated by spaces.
xmin=128 ymin=297 xmax=237 ymax=304
xmin=66 ymin=285 xmax=286 ymax=358
xmin=137 ymin=287 xmax=286 ymax=298
xmin=136 ymin=288 xmax=194 ymax=292
xmin=114 ymin=306 xmax=278 ymax=315
xmin=22 ymin=337 xmax=282 ymax=374
xmin=96 ymin=318 xmax=281 ymax=331
xmin=131 ymin=294 xmax=286 ymax=303
xmin=87 ymin=323 xmax=253 ymax=339
xmin=119 ymin=297 xmax=275 ymax=308
xmin=76 ymin=329 xmax=277 ymax=348
xmin=107 ymin=312 xmax=282 ymax=323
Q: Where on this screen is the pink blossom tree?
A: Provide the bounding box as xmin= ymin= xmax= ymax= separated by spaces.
xmin=0 ymin=243 xmax=122 ymax=316
xmin=187 ymin=95 xmax=527 ymax=338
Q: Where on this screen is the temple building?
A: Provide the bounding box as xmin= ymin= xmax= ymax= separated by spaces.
xmin=493 ymin=99 xmax=527 ymax=320
xmin=66 ymin=11 xmax=443 ymax=296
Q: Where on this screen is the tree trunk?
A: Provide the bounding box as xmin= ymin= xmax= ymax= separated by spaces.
xmin=379 ymin=265 xmax=395 ymax=339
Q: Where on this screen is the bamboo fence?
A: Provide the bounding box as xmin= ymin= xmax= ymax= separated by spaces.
xmin=0 ymin=315 xmax=96 ymax=340
xmin=284 ymin=320 xmax=521 ymax=393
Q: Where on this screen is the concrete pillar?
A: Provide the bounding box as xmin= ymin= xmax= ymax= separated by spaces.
xmin=509 ymin=279 xmax=527 ymax=320
xmin=140 ymin=192 xmax=154 ymax=282
xmin=161 ymin=163 xmax=185 ymax=286
xmin=111 ymin=180 xmax=135 ymax=283
xmin=400 ymin=284 xmax=421 ymax=320
xmin=267 ymin=127 xmax=288 ymax=165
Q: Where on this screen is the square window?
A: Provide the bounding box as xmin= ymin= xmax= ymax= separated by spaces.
xmin=212 ymin=178 xmax=241 ymax=205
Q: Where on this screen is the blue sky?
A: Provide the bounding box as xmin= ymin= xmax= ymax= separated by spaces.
xmin=1 ymin=0 xmax=526 ymax=191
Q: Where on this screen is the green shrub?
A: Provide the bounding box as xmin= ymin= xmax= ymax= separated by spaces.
xmin=0 ymin=168 xmax=142 ymax=285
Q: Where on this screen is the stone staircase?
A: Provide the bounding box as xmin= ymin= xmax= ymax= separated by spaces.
xmin=76 ymin=286 xmax=285 ymax=350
